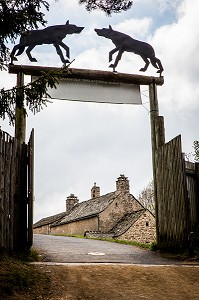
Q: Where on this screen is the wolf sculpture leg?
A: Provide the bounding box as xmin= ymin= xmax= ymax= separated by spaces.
xmin=109 ymin=47 xmax=119 ymax=62
xmin=139 ymin=55 xmax=150 ymax=72
xmin=10 ymin=44 xmax=22 ymax=63
xmin=53 ymin=44 xmax=70 ymax=64
xmin=150 ymin=57 xmax=164 ymax=75
xmin=155 ymin=58 xmax=164 ymax=74
xmin=59 ymin=42 xmax=70 ymax=59
xmin=26 ymin=45 xmax=37 ymax=62
xmin=109 ymin=49 xmax=124 ymax=72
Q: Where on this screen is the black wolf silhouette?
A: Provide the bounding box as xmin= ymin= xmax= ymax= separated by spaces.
xmin=95 ymin=26 xmax=163 ymax=74
xmin=10 ymin=21 xmax=84 ymax=64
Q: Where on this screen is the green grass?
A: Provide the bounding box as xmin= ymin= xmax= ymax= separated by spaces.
xmin=53 ymin=233 xmax=85 ymax=239
xmin=53 ymin=233 xmax=154 ymax=250
xmin=86 ymin=237 xmax=153 ymax=249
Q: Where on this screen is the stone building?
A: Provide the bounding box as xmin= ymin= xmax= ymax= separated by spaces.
xmin=33 ymin=175 xmax=156 ymax=243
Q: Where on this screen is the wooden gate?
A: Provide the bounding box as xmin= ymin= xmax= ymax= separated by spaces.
xmin=0 ymin=129 xmax=34 ymax=252
xmin=155 ymin=135 xmax=189 ymax=248
xmin=155 ymin=135 xmax=199 ymax=249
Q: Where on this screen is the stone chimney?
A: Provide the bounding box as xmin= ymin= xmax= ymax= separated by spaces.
xmin=91 ymin=182 xmax=100 ymax=199
xmin=66 ymin=194 xmax=79 ymax=213
xmin=116 ymin=174 xmax=130 ymax=193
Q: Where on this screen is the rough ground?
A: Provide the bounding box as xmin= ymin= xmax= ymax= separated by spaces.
xmin=4 ymin=263 xmax=199 ymax=300
xmin=2 ymin=235 xmax=199 ymax=299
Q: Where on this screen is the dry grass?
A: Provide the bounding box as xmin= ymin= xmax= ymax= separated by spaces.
xmin=1 ymin=252 xmax=199 ymax=300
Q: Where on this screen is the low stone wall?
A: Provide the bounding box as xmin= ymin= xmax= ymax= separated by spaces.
xmin=85 ymin=231 xmax=114 ymax=239
xmin=33 ymin=225 xmax=50 ymax=235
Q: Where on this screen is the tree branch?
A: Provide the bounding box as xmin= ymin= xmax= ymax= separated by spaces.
xmin=0 ymin=67 xmax=69 ymax=125
xmin=78 ymin=0 xmax=133 ymax=15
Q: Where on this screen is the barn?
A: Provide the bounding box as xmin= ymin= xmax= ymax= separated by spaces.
xmin=33 ymin=175 xmax=156 ymax=243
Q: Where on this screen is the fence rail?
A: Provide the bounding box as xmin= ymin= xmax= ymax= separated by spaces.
xmin=0 ymin=129 xmax=34 ymax=252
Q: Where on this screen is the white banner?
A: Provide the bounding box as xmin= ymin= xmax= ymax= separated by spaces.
xmin=32 ymin=77 xmax=142 ymax=105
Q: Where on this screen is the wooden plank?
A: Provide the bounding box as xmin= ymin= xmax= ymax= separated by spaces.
xmin=2 ymin=133 xmax=7 ymax=249
xmin=9 ymin=64 xmax=164 ymax=86
xmin=20 ymin=142 xmax=26 ymax=249
xmin=27 ymin=129 xmax=34 ymax=248
xmin=185 ymin=161 xmax=195 ymax=175
xmin=9 ymin=138 xmax=16 ymax=252
xmin=13 ymin=139 xmax=21 ymax=251
xmin=186 ymin=174 xmax=197 ymax=225
xmin=195 ymin=163 xmax=199 ymax=223
xmin=17 ymin=143 xmax=28 ymax=251
xmin=0 ymin=130 xmax=4 ymax=248
xmin=4 ymin=138 xmax=11 ymax=250
xmin=185 ymin=161 xmax=198 ymax=227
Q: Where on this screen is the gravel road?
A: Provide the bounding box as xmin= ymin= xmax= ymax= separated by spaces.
xmin=33 ymin=234 xmax=182 ymax=265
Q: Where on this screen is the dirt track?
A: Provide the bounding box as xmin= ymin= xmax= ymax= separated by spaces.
xmin=36 ymin=264 xmax=199 ymax=300
xmin=31 ymin=235 xmax=199 ymax=299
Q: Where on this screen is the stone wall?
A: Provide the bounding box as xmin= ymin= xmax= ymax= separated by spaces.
xmin=33 ymin=224 xmax=50 ymax=235
xmin=85 ymin=231 xmax=114 ymax=239
xmin=50 ymin=216 xmax=99 ymax=236
xmin=117 ymin=211 xmax=156 ymax=243
xmin=99 ymin=193 xmax=143 ymax=232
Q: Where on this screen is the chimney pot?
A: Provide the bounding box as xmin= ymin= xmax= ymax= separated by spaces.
xmin=91 ymin=182 xmax=100 ymax=198
xmin=66 ymin=193 xmax=79 ymax=213
xmin=116 ymin=174 xmax=130 ymax=193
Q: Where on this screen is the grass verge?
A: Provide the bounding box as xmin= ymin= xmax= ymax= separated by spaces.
xmin=0 ymin=249 xmax=51 ymax=299
xmin=87 ymin=237 xmax=152 ymax=249
xmin=54 ymin=233 xmax=153 ymax=250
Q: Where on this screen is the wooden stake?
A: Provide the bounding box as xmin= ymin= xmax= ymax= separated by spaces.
xmin=149 ymin=81 xmax=160 ymax=245
xmin=15 ymin=71 xmax=26 ymax=142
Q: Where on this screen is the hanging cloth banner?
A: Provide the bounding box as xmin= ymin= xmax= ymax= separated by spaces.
xmin=32 ymin=77 xmax=142 ymax=105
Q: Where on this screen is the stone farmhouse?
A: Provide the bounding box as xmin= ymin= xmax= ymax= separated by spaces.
xmin=33 ymin=175 xmax=156 ymax=243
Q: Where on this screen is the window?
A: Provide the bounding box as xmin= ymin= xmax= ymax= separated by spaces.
xmin=146 ymin=222 xmax=149 ymax=226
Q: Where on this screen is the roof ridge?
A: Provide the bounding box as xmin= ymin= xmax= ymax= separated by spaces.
xmin=52 ymin=191 xmax=117 ymax=227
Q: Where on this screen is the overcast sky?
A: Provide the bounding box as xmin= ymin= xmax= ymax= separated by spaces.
xmin=1 ymin=0 xmax=198 ymax=222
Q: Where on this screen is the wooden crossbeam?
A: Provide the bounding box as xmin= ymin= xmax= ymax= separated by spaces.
xmin=9 ymin=64 xmax=164 ymax=86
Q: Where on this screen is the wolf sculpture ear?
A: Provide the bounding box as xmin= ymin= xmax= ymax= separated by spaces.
xmin=109 ymin=25 xmax=113 ymax=31
xmin=66 ymin=20 xmax=69 ymax=25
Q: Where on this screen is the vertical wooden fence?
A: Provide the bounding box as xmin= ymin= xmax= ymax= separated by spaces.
xmin=149 ymin=83 xmax=199 ymax=249
xmin=0 ymin=129 xmax=34 ymax=252
xmin=155 ymin=135 xmax=199 ymax=249
xmin=185 ymin=161 xmax=199 ymax=227
xmin=156 ymin=135 xmax=188 ymax=248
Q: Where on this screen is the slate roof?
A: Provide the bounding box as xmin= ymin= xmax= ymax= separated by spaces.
xmin=51 ymin=191 xmax=118 ymax=227
xmin=33 ymin=211 xmax=67 ymax=228
xmin=111 ymin=209 xmax=145 ymax=237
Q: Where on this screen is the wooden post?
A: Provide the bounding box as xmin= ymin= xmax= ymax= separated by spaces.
xmin=15 ymin=71 xmax=26 ymax=143
xmin=155 ymin=116 xmax=165 ymax=149
xmin=149 ymin=81 xmax=160 ymax=245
